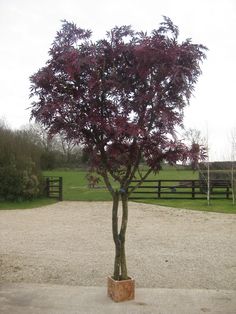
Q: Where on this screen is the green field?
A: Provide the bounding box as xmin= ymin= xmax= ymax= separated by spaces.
xmin=1 ymin=168 xmax=236 ymax=214
xmin=42 ymin=168 xmax=236 ymax=214
xmin=0 ymin=198 xmax=57 ymax=210
xmin=43 ymin=168 xmax=199 ymax=201
xmin=43 ymin=169 xmax=114 ymax=201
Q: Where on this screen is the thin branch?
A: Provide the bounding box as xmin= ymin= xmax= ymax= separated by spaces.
xmin=128 ymin=167 xmax=153 ymax=196
xmin=102 ymin=169 xmax=115 ymax=197
xmin=121 ymin=139 xmax=140 ymax=188
xmin=93 ymin=130 xmax=121 ymax=183
xmin=124 ymin=151 xmax=142 ymax=187
xmin=137 ymin=166 xmax=143 ymax=179
xmin=99 ymin=144 xmax=122 ymax=183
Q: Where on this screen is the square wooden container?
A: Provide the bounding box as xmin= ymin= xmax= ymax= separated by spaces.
xmin=107 ymin=276 xmax=135 ymax=302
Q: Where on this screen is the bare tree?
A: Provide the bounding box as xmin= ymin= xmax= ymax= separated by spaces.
xmin=23 ymin=123 xmax=58 ymax=152
xmin=183 ymin=128 xmax=207 ymax=170
xmin=184 ymin=128 xmax=207 ymax=147
xmin=57 ymin=131 xmax=82 ymax=164
xmin=230 ymin=128 xmax=236 ymax=205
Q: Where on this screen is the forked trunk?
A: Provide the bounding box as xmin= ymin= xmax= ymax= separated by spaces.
xmin=112 ymin=191 xmax=129 ymax=280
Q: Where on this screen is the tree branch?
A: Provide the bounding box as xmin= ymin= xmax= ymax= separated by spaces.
xmin=128 ymin=167 xmax=152 ymax=196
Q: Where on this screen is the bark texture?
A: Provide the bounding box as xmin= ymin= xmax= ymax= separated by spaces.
xmin=112 ymin=191 xmax=129 ymax=280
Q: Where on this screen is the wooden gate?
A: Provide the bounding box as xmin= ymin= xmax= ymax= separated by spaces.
xmin=44 ymin=176 xmax=63 ymax=201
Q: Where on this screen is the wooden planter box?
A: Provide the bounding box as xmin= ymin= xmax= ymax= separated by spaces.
xmin=107 ymin=276 xmax=135 ymax=302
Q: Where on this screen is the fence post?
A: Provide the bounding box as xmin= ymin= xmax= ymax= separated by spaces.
xmin=59 ymin=177 xmax=63 ymax=201
xmin=157 ymin=180 xmax=161 ymax=198
xmin=46 ymin=177 xmax=50 ymax=198
xmin=226 ymin=185 xmax=230 ymax=199
xmin=192 ymin=180 xmax=195 ymax=199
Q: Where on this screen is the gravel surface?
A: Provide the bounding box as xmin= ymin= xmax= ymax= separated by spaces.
xmin=0 ymin=201 xmax=236 ymax=289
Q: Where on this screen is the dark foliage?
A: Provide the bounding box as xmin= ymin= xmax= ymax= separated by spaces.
xmin=30 ymin=17 xmax=207 ymax=186
xmin=30 ymin=17 xmax=207 ymax=280
xmin=0 ymin=124 xmax=43 ymax=200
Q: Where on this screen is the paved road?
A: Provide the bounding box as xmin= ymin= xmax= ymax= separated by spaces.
xmin=0 ymin=283 xmax=236 ymax=314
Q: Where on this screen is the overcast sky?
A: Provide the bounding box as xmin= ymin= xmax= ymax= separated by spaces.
xmin=0 ymin=0 xmax=235 ymax=160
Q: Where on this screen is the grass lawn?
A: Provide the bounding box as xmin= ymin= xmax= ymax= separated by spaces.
xmin=43 ymin=169 xmax=114 ymax=201
xmin=135 ymin=198 xmax=236 ymax=214
xmin=0 ymin=198 xmax=57 ymax=210
xmin=1 ymin=168 xmax=236 ymax=214
xmin=43 ymin=168 xmax=236 ymax=214
xmin=43 ymin=168 xmax=198 ymax=201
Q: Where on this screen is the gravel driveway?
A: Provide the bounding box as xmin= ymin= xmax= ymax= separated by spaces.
xmin=0 ymin=201 xmax=236 ymax=290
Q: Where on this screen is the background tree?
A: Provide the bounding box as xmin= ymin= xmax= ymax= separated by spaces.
xmin=30 ymin=17 xmax=207 ymax=281
xmin=184 ymin=128 xmax=206 ymax=147
xmin=57 ymin=130 xmax=82 ymax=166
xmin=184 ymin=128 xmax=207 ymax=170
xmin=23 ymin=123 xmax=83 ymax=169
xmin=0 ymin=121 xmax=42 ymax=200
xmin=23 ymin=123 xmax=59 ymax=170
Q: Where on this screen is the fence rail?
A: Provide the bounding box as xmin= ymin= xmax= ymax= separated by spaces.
xmin=128 ymin=179 xmax=231 ymax=200
xmin=44 ymin=176 xmax=63 ymax=201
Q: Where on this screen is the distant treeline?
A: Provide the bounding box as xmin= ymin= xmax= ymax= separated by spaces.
xmin=0 ymin=122 xmax=42 ymax=200
xmin=199 ymin=161 xmax=236 ymax=182
xmin=199 ymin=161 xmax=234 ymax=170
xmin=0 ymin=120 xmax=89 ymax=200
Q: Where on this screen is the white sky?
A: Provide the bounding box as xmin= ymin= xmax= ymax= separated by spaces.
xmin=0 ymin=0 xmax=236 ymax=160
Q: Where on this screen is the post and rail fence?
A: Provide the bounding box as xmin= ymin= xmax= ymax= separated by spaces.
xmin=43 ymin=177 xmax=232 ymax=201
xmin=128 ymin=179 xmax=232 ymax=200
xmin=44 ymin=176 xmax=63 ymax=201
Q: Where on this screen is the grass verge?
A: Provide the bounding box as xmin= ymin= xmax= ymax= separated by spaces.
xmin=0 ymin=198 xmax=57 ymax=210
xmin=1 ymin=168 xmax=236 ymax=213
xmin=133 ymin=198 xmax=236 ymax=214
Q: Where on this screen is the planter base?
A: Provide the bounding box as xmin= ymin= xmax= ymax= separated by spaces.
xmin=107 ymin=276 xmax=135 ymax=302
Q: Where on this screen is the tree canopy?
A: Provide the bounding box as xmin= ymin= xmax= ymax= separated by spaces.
xmin=30 ymin=17 xmax=207 ymax=190
xmin=30 ymin=17 xmax=207 ymax=282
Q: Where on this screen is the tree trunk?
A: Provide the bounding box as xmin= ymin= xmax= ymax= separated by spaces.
xmin=112 ymin=191 xmax=120 ymax=280
xmin=112 ymin=190 xmax=129 ymax=280
xmin=120 ymin=193 xmax=128 ymax=279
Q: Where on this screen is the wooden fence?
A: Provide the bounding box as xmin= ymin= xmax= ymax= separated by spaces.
xmin=128 ymin=179 xmax=232 ymax=200
xmin=44 ymin=176 xmax=63 ymax=201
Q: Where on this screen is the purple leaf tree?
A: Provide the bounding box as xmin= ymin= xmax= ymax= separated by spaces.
xmin=30 ymin=17 xmax=207 ymax=281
